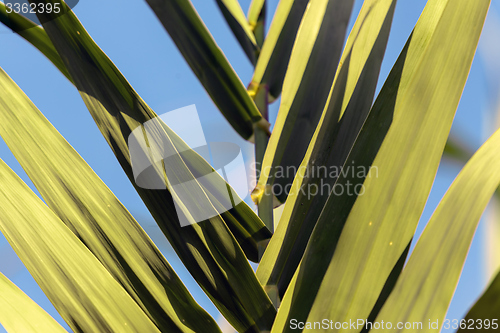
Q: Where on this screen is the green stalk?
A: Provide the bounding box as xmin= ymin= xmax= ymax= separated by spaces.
xmin=254 ymin=84 xmax=273 ymax=245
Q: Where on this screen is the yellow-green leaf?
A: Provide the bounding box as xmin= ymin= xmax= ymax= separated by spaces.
xmin=31 ymin=2 xmax=274 ymax=331
xmin=271 ymin=0 xmax=489 ymax=331
xmin=253 ymin=0 xmax=354 ymax=204
xmin=257 ymin=0 xmax=396 ymax=298
xmin=0 ymin=273 xmax=66 ymax=333
xmin=248 ymin=0 xmax=308 ymax=100
xmin=215 ymin=0 xmax=260 ymax=64
xmin=247 ymin=0 xmax=266 ymax=47
xmin=0 ymin=67 xmax=220 ymax=333
xmin=0 ymin=159 xmax=161 ymax=333
xmin=375 ymin=126 xmax=500 ymax=332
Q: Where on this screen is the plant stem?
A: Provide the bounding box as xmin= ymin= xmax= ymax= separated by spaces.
xmin=254 ymin=85 xmax=273 ymax=234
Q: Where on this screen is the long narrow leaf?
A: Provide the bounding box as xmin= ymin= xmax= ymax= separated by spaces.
xmin=0 ymin=273 xmax=66 ymax=333
xmin=271 ymin=0 xmax=489 ymax=331
xmin=0 ymin=159 xmax=161 ymax=333
xmin=252 ymin=0 xmax=354 ymax=205
xmin=0 ymin=67 xmax=221 ymax=333
xmin=257 ymin=0 xmax=396 ymax=298
xmin=31 ymin=2 xmax=275 ymax=331
xmin=145 ymin=0 xmax=265 ymax=140
xmin=458 ymin=270 xmax=500 ymax=332
xmin=375 ymin=126 xmax=500 ymax=332
xmin=0 ymin=2 xmax=71 ymax=82
xmin=248 ymin=0 xmax=308 ymax=101
xmin=215 ymin=0 xmax=260 ymax=64
xmin=247 ymin=0 xmax=266 ymax=47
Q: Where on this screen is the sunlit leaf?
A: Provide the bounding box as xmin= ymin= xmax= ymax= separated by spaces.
xmin=248 ymin=0 xmax=308 ymax=101
xmin=270 ymin=0 xmax=489 ymax=331
xmin=252 ymin=0 xmax=354 ymax=205
xmin=0 ymin=67 xmax=220 ymax=333
xmin=0 ymin=273 xmax=66 ymax=333
xmin=376 ymin=126 xmax=500 ymax=332
xmin=215 ymin=0 xmax=260 ymax=64
xmin=257 ymin=0 xmax=396 ymax=298
xmin=30 ymin=2 xmax=274 ymax=331
xmin=247 ymin=0 xmax=266 ymax=47
xmin=0 ymin=159 xmax=161 ymax=333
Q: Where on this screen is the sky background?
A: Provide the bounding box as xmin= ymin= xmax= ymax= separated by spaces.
xmin=0 ymin=0 xmax=499 ymax=332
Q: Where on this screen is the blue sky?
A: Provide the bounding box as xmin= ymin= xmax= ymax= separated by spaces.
xmin=0 ymin=0 xmax=499 ymax=332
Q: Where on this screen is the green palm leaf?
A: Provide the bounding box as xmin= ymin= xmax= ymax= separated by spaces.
xmin=458 ymin=270 xmax=500 ymax=332
xmin=0 ymin=159 xmax=162 ymax=333
xmin=29 ymin=2 xmax=274 ymax=331
xmin=252 ymin=0 xmax=354 ymax=205
xmin=247 ymin=0 xmax=266 ymax=47
xmin=248 ymin=0 xmax=308 ymax=101
xmin=257 ymin=0 xmax=397 ymax=298
xmin=0 ymin=2 xmax=71 ymax=82
xmin=0 ymin=273 xmax=66 ymax=333
xmin=0 ymin=67 xmax=220 ymax=333
xmin=145 ymin=0 xmax=266 ymax=140
xmin=375 ymin=126 xmax=500 ymax=332
xmin=214 ymin=0 xmax=260 ymax=65
xmin=270 ymin=0 xmax=489 ymax=331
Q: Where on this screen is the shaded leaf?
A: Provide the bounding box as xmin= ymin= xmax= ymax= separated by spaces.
xmin=31 ymin=2 xmax=274 ymax=331
xmin=215 ymin=0 xmax=260 ymax=65
xmin=458 ymin=270 xmax=500 ymax=332
xmin=145 ymin=0 xmax=265 ymax=140
xmin=257 ymin=0 xmax=396 ymax=298
xmin=0 ymin=2 xmax=72 ymax=82
xmin=252 ymin=0 xmax=354 ymax=204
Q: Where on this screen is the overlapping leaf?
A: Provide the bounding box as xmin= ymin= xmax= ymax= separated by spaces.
xmin=0 ymin=2 xmax=71 ymax=82
xmin=0 ymin=67 xmax=220 ymax=333
xmin=252 ymin=0 xmax=354 ymax=205
xmin=144 ymin=0 xmax=265 ymax=140
xmin=247 ymin=0 xmax=266 ymax=48
xmin=0 ymin=159 xmax=162 ymax=333
xmin=0 ymin=273 xmax=66 ymax=333
xmin=257 ymin=0 xmax=397 ymax=298
xmin=458 ymin=270 xmax=500 ymax=332
xmin=375 ymin=126 xmax=500 ymax=332
xmin=28 ymin=2 xmax=274 ymax=331
xmin=215 ymin=0 xmax=260 ymax=64
xmin=270 ymin=0 xmax=489 ymax=331
xmin=248 ymin=0 xmax=308 ymax=101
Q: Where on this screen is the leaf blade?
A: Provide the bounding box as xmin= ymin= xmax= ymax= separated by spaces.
xmin=0 ymin=159 xmax=162 ymax=333
xmin=375 ymin=126 xmax=500 ymax=332
xmin=253 ymin=0 xmax=354 ymax=204
xmin=215 ymin=0 xmax=260 ymax=65
xmin=257 ymin=0 xmax=397 ymax=298
xmin=271 ymin=0 xmax=489 ymax=331
xmin=0 ymin=66 xmax=221 ymax=333
xmin=0 ymin=273 xmax=67 ymax=333
xmin=145 ymin=0 xmax=263 ymax=140
xmin=31 ymin=2 xmax=275 ymax=331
